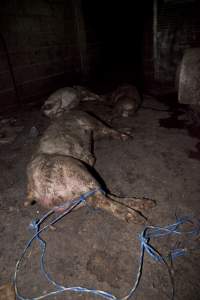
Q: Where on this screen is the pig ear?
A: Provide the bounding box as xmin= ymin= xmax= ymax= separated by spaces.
xmin=56 ymin=97 xmax=63 ymax=113
xmin=43 ymin=103 xmax=53 ymax=111
xmin=61 ymin=96 xmax=67 ymax=108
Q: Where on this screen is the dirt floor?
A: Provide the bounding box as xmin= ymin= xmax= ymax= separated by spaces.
xmin=0 ymin=91 xmax=200 ymax=300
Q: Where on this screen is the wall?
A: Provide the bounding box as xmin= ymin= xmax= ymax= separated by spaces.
xmin=143 ymin=0 xmax=154 ymax=87
xmin=3 ymin=0 xmax=198 ymax=108
xmin=81 ymin=1 xmax=103 ymax=80
xmin=143 ymin=0 xmax=200 ymax=87
xmin=82 ymin=0 xmax=146 ymax=91
xmin=155 ymin=0 xmax=200 ymax=85
xmin=0 ymin=0 xmax=86 ymax=109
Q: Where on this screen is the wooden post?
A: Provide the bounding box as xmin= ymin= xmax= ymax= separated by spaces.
xmin=72 ymin=0 xmax=88 ymax=79
xmin=153 ymin=0 xmax=159 ymax=80
xmin=0 ymin=33 xmax=21 ymax=106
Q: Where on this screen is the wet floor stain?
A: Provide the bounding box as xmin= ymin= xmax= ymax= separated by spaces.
xmin=187 ymin=124 xmax=200 ymax=140
xmin=187 ymin=124 xmax=200 ymax=161
xmin=159 ymin=116 xmax=187 ymax=129
xmin=158 ymin=92 xmax=189 ymax=129
xmin=160 ymin=113 xmax=200 ymax=161
xmin=159 ymin=105 xmax=189 ymax=129
xmin=158 ymin=93 xmax=200 ymax=161
xmin=188 ymin=142 xmax=200 ymax=161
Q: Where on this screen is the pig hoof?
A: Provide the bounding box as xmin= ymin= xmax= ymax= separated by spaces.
xmin=123 ymin=128 xmax=133 ymax=136
xmin=24 ymin=200 xmax=29 ymax=207
xmin=120 ymin=133 xmax=129 ymax=141
xmin=125 ymin=209 xmax=147 ymax=224
xmin=24 ymin=199 xmax=36 ymax=207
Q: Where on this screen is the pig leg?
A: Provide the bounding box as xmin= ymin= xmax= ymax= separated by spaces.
xmin=24 ymin=182 xmax=36 ymax=207
xmin=87 ymin=191 xmax=155 ymax=224
xmin=108 ymin=194 xmax=156 ymax=211
xmin=94 ymin=124 xmax=132 ymax=140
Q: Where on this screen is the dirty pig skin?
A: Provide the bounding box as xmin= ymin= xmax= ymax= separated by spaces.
xmin=111 ymin=84 xmax=141 ymax=118
xmin=26 ymin=110 xmax=155 ymax=223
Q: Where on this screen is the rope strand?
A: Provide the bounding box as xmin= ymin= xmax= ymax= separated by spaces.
xmin=14 ymin=191 xmax=200 ymax=300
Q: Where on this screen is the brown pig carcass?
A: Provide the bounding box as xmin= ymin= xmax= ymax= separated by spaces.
xmin=26 ymin=110 xmax=155 ymax=223
xmin=111 ymin=84 xmax=141 ymax=118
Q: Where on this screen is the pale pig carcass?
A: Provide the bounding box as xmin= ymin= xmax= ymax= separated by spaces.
xmin=26 ymin=110 xmax=155 ymax=223
xmin=42 ymin=87 xmax=80 ymax=118
xmin=42 ymin=86 xmax=103 ymax=118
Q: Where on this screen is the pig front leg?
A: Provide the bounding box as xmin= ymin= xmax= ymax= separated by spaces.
xmin=94 ymin=125 xmax=133 ymax=141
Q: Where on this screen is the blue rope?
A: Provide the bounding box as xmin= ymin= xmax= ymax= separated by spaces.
xmin=14 ymin=193 xmax=200 ymax=300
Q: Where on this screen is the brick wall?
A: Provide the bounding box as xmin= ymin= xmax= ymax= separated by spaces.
xmin=0 ymin=0 xmax=85 ymax=109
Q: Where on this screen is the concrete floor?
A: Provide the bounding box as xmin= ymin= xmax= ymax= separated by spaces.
xmin=0 ymin=92 xmax=200 ymax=300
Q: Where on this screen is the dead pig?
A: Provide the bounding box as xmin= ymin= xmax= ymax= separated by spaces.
xmin=42 ymin=87 xmax=80 ymax=118
xmin=27 ymin=154 xmax=155 ymax=223
xmin=35 ymin=110 xmax=128 ymax=166
xmin=42 ymin=86 xmax=103 ymax=118
xmin=111 ymin=84 xmax=141 ymax=118
xmin=26 ymin=110 xmax=155 ymax=223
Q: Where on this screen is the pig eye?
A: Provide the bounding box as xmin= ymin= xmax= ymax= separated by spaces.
xmin=44 ymin=104 xmax=53 ymax=110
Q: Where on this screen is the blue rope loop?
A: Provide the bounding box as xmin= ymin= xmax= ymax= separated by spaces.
xmin=139 ymin=231 xmax=163 ymax=262
xmin=169 ymin=248 xmax=187 ymax=260
xmin=139 ymin=216 xmax=200 ymax=263
xmin=14 ymin=191 xmax=200 ymax=300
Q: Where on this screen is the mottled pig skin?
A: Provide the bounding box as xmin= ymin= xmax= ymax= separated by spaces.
xmin=26 ymin=110 xmax=155 ymax=223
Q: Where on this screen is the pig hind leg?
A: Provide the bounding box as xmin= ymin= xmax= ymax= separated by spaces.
xmin=87 ymin=191 xmax=155 ymax=224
